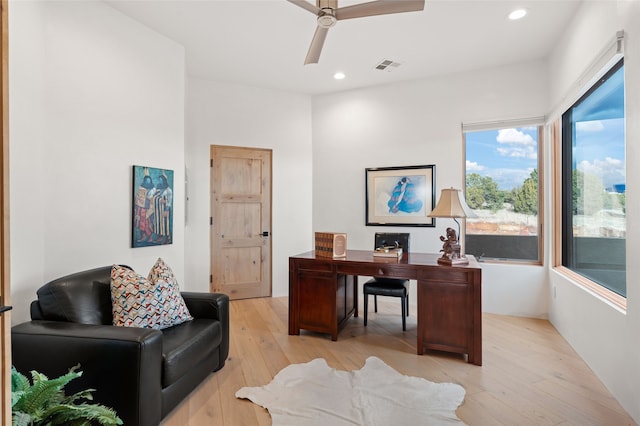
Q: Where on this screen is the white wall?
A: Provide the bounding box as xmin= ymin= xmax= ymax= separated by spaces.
xmin=546 ymin=1 xmax=640 ymax=422
xmin=9 ymin=0 xmax=186 ymax=324
xmin=9 ymin=0 xmax=47 ymax=324
xmin=312 ymin=62 xmax=549 ymax=318
xmin=185 ymin=79 xmax=313 ymax=296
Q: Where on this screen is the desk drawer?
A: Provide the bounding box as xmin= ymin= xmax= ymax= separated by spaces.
xmin=293 ymin=259 xmax=334 ymax=272
xmin=420 ymin=269 xmax=472 ymax=283
xmin=338 ymin=263 xmax=415 ymax=279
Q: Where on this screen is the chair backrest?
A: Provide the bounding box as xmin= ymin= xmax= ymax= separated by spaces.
xmin=33 ymin=265 xmax=131 ymax=325
xmin=374 ymin=233 xmax=410 ymax=259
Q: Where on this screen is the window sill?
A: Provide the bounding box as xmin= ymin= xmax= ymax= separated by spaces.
xmin=553 ymin=266 xmax=626 ymax=312
xmin=474 ymin=257 xmax=542 ymax=266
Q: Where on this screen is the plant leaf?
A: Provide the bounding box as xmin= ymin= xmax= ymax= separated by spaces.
xmin=11 ymin=410 xmax=32 ymax=426
xmin=11 ymin=367 xmax=30 ymax=394
xmin=45 ymin=403 xmax=123 ymax=426
xmin=13 ymin=369 xmax=82 ymax=415
xmin=61 ymin=388 xmax=96 ymax=405
xmin=11 ymin=366 xmax=121 ymax=426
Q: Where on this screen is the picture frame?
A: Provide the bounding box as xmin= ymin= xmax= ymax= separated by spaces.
xmin=132 ymin=165 xmax=174 ymax=247
xmin=365 ymin=165 xmax=436 ymax=227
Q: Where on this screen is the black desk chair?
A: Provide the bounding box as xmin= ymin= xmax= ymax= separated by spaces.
xmin=363 ymin=233 xmax=410 ymax=331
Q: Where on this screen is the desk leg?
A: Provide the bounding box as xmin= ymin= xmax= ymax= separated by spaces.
xmin=353 ymin=275 xmax=358 ymax=318
xmin=288 ymin=258 xmax=300 ymax=336
xmin=469 ymin=279 xmax=482 ymax=365
xmin=416 ymin=279 xmax=424 ymax=355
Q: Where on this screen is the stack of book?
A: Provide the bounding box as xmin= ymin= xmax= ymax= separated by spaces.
xmin=315 ymin=232 xmax=347 ymax=258
xmin=372 ymin=247 xmax=403 ymax=258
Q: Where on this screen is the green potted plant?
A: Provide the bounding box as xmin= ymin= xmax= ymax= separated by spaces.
xmin=11 ymin=365 xmax=123 ymax=426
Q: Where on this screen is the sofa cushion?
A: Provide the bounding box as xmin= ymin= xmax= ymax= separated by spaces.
xmin=110 ymin=261 xmax=192 ymax=329
xmin=147 ymin=257 xmax=193 ymax=326
xmin=36 ymin=266 xmax=116 ymax=325
xmin=161 ymin=318 xmax=222 ymax=387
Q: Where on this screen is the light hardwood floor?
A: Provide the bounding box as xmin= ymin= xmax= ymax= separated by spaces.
xmin=162 ymin=297 xmax=636 ymax=425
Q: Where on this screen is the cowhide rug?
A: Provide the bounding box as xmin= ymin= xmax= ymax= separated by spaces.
xmin=236 ymin=356 xmax=467 ymax=425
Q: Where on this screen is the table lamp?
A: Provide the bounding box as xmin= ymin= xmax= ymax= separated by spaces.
xmin=428 ymin=187 xmax=477 ymax=265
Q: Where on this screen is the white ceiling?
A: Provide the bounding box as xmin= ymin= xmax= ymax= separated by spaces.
xmin=105 ymin=0 xmax=582 ymax=95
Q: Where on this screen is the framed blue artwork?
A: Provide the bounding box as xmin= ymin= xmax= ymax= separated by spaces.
xmin=365 ymin=165 xmax=436 ymax=227
xmin=132 ymin=165 xmax=174 ymax=247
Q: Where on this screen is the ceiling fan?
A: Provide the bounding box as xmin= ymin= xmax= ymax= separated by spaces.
xmin=287 ymin=0 xmax=425 ymax=65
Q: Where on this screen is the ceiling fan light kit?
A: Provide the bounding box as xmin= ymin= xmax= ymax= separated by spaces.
xmin=317 ymin=12 xmax=337 ymax=28
xmin=287 ymin=0 xmax=426 ymax=65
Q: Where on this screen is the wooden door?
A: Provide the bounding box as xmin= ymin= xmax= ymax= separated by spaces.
xmin=210 ymin=146 xmax=271 ymax=299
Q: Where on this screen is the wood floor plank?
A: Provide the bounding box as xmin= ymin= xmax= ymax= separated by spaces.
xmin=533 ymin=378 xmax=635 ymax=425
xmin=161 ymin=297 xmax=636 ymax=426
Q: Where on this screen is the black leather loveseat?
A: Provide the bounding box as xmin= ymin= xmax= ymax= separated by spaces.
xmin=12 ymin=265 xmax=229 ymax=426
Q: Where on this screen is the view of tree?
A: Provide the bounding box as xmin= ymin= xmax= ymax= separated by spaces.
xmin=572 ymin=169 xmax=625 ymax=215
xmin=465 ymin=173 xmax=485 ymax=209
xmin=467 ymin=168 xmax=625 ymax=219
xmin=618 ymin=192 xmax=626 ymax=213
xmin=466 ymin=170 xmax=537 ymax=214
xmin=572 ymin=170 xmax=606 ymax=215
xmin=502 ymin=190 xmax=514 ymax=205
xmin=512 ymin=169 xmax=538 ymax=215
xmin=465 ymin=173 xmax=504 ymax=211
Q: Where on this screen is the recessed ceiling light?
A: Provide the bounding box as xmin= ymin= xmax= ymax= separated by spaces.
xmin=334 ymin=72 xmax=346 ymax=80
xmin=508 ymin=9 xmax=527 ymax=20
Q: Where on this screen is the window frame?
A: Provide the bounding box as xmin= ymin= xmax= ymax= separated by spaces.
xmin=554 ymin=58 xmax=626 ymax=309
xmin=462 ymin=121 xmax=544 ymax=265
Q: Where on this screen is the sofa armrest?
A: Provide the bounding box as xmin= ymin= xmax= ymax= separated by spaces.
xmin=181 ymin=292 xmax=229 ymax=368
xmin=182 ymin=292 xmax=228 ymax=319
xmin=12 ymin=321 xmax=163 ymax=426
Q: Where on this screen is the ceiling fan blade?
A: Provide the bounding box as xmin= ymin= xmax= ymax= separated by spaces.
xmin=287 ymin=0 xmax=322 ymax=15
xmin=335 ymin=0 xmax=425 ymax=20
xmin=304 ymin=25 xmax=329 ymax=65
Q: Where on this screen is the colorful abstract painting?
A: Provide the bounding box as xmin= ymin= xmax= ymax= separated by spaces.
xmin=132 ymin=165 xmax=174 ymax=247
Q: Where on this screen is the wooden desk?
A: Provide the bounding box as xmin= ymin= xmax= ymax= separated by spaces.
xmin=288 ymin=250 xmax=482 ymax=365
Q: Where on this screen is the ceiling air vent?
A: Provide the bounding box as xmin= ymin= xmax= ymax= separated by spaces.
xmin=375 ymin=59 xmax=402 ymax=71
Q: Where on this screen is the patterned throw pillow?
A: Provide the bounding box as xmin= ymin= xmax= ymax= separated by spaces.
xmin=147 ymin=257 xmax=193 ymax=328
xmin=110 ymin=258 xmax=192 ymax=329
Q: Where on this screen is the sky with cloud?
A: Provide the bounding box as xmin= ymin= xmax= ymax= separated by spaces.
xmin=466 ymin=117 xmax=625 ymax=192
xmin=574 ymin=117 xmax=625 ymax=190
xmin=572 ymin=60 xmax=625 ymax=191
xmin=465 ymin=127 xmax=539 ymax=191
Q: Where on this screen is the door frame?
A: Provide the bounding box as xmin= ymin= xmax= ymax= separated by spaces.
xmin=1 ymin=0 xmax=11 ymax=422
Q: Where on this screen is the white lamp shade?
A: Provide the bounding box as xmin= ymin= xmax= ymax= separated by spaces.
xmin=428 ymin=188 xmax=477 ymax=218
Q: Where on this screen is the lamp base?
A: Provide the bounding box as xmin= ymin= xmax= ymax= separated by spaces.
xmin=437 ymin=256 xmax=470 ymax=266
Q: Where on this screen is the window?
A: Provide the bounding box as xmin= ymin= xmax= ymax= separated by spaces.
xmin=463 ymin=123 xmax=543 ymax=262
xmin=561 ymin=59 xmax=625 ymax=298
